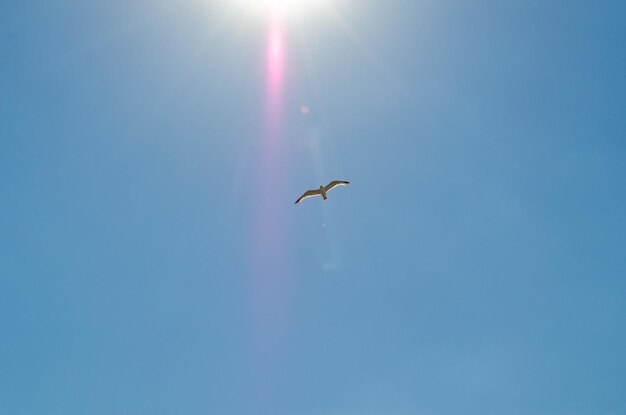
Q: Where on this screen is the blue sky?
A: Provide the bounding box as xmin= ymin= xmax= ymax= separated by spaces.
xmin=1 ymin=1 xmax=625 ymax=414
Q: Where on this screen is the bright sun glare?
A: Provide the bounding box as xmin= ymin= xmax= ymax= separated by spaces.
xmin=240 ymin=0 xmax=326 ymax=17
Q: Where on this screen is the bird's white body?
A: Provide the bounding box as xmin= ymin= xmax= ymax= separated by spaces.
xmin=319 ymin=186 xmax=327 ymax=200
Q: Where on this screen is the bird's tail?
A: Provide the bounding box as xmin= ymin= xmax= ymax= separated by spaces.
xmin=322 ymin=195 xmax=327 ymax=200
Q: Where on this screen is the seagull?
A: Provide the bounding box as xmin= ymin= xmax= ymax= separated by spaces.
xmin=295 ymin=180 xmax=350 ymax=205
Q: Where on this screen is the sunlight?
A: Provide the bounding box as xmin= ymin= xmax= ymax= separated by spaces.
xmin=238 ymin=0 xmax=327 ymax=17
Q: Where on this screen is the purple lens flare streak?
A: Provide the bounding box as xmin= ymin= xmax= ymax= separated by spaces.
xmin=249 ymin=13 xmax=291 ymax=359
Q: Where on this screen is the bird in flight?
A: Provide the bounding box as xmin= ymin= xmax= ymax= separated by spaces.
xmin=295 ymin=180 xmax=350 ymax=205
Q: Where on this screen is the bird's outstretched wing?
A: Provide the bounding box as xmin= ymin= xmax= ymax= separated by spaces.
xmin=325 ymin=180 xmax=350 ymax=192
xmin=295 ymin=189 xmax=321 ymax=205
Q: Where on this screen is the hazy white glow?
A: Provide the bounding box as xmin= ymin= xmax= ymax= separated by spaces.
xmin=239 ymin=0 xmax=326 ymax=17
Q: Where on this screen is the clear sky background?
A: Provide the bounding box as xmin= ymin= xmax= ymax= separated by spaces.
xmin=2 ymin=1 xmax=625 ymax=414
